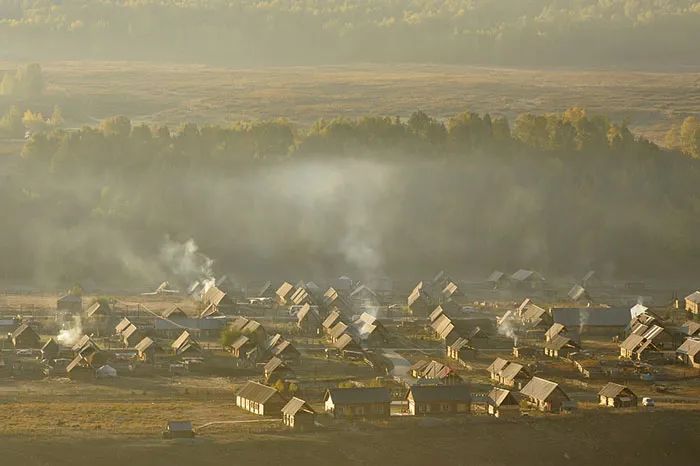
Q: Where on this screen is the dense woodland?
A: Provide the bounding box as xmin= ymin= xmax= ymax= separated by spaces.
xmin=2 ymin=106 xmax=700 ymax=288
xmin=1 ymin=1 xmax=700 ymax=66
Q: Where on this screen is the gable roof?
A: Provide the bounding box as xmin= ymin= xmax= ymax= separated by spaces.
xmin=162 ymin=306 xmax=188 ymax=319
xmin=171 ymin=330 xmax=193 ymax=350
xmin=11 ymin=323 xmax=39 ymax=341
xmin=520 ymin=377 xmax=568 ymax=402
xmin=499 ymin=362 xmax=529 ymax=381
xmin=230 ymin=335 xmax=251 ymax=350
xmin=322 ymin=310 xmax=343 ymax=329
xmin=680 ymin=320 xmax=700 ymax=337
xmin=510 ymin=269 xmax=544 ymax=282
xmin=296 ymin=303 xmax=320 ymax=325
xmin=324 ymin=387 xmax=391 ymax=405
xmin=487 ymin=357 xmax=510 ymax=375
xmin=237 ymin=381 xmax=283 ymax=404
xmin=620 ymin=333 xmax=645 ymax=352
xmin=487 ymin=271 xmax=505 ymax=282
xmin=86 ymin=301 xmax=111 ymax=318
xmin=544 ymin=335 xmax=579 ymax=351
xmin=685 ymin=291 xmax=700 ymax=303
xmin=203 ymin=286 xmax=228 ymax=307
xmin=115 ymin=317 xmax=132 ymax=334
xmin=545 ymin=323 xmax=566 ymax=340
xmin=135 ymin=337 xmax=157 ymax=353
xmin=281 ymin=397 xmax=315 ymax=416
xmin=72 ymin=335 xmax=99 ymax=353
xmin=42 ymin=337 xmax=59 ymax=352
xmin=229 ymin=316 xmax=250 ymax=333
xmin=568 ymin=285 xmax=586 ymax=301
xmin=333 ymin=333 xmax=361 ymax=351
xmin=598 ymin=382 xmax=635 ymax=398
xmin=264 ymin=356 xmax=288 ymax=374
xmin=276 ymin=282 xmax=296 ymax=300
xmin=488 ymin=387 xmax=518 ymax=407
xmin=677 ymin=338 xmax=700 ymax=357
xmin=407 ymin=384 xmax=470 ymax=402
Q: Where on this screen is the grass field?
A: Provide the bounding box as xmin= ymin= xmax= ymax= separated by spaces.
xmin=2 ymin=61 xmax=700 ymax=144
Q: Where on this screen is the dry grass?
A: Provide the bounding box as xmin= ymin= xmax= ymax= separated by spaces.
xmin=2 ymin=61 xmax=699 ymax=144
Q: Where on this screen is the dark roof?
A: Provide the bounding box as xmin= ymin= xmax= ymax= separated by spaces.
xmin=42 ymin=337 xmax=59 ymax=352
xmin=281 ymin=397 xmax=315 ymax=416
xmin=407 ymin=384 xmax=470 ymax=403
xmin=155 ymin=317 xmax=226 ymax=331
xmin=680 ymin=320 xmax=700 ymax=336
xmin=598 ymin=382 xmax=635 ymax=398
xmin=11 ymin=323 xmax=39 ymax=340
xmin=324 ymin=387 xmax=391 ymax=405
xmin=237 ymin=381 xmax=282 ymax=404
xmin=551 ymin=307 xmax=631 ymax=328
xmin=167 ymin=421 xmax=193 ymax=432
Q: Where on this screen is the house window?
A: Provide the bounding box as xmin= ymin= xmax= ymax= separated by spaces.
xmin=418 ymin=404 xmax=426 ymax=413
xmin=441 ymin=404 xmax=451 ymax=412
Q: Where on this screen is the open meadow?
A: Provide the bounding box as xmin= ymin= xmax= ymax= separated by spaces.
xmin=2 ymin=61 xmax=700 ymax=144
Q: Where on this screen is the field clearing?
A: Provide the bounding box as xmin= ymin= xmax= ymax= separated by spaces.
xmin=1 ymin=61 xmax=700 ymax=144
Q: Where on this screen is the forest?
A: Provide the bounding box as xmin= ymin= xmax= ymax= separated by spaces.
xmin=1 ymin=1 xmax=700 ymax=67
xmin=2 ymin=106 xmax=700 ymax=289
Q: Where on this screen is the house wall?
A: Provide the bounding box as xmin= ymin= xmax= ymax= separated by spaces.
xmin=328 ymin=402 xmax=390 ymax=418
xmin=685 ymin=300 xmax=699 ymax=314
xmin=410 ymin=400 xmax=470 ymax=416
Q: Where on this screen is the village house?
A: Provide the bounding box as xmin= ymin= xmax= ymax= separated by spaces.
xmin=349 ymin=284 xmax=381 ymax=309
xmin=171 ymin=330 xmax=202 ymax=356
xmin=11 ymin=323 xmax=41 ymax=348
xmin=66 ymin=355 xmax=94 ymax=379
xmin=329 ymin=321 xmax=351 ymax=343
xmin=323 ymin=287 xmax=351 ymax=314
xmin=57 ymin=293 xmax=82 ymax=313
xmin=296 ymin=303 xmax=322 ymax=335
xmin=498 ymin=362 xmax=531 ymax=390
xmin=333 ymin=333 xmax=364 ymax=359
xmin=684 ymin=291 xmax=700 ymax=314
xmin=680 ymin=320 xmax=700 ymax=338
xmin=598 ymin=382 xmax=638 ymax=408
xmin=520 ymin=377 xmax=571 ymax=413
xmin=121 ymin=323 xmax=144 ymax=348
xmin=270 ymin=340 xmax=301 ymax=363
xmin=487 ymin=387 xmax=520 ymax=418
xmin=199 ymin=304 xmax=222 ymax=319
xmin=544 ymin=335 xmax=581 ymax=359
xmin=487 ymin=357 xmax=510 ymax=382
xmin=86 ymin=301 xmax=111 ymax=319
xmin=351 ymin=312 xmax=389 ymax=347
xmin=153 ymin=316 xmax=226 ymax=339
xmin=407 ymin=282 xmax=433 ymax=316
xmin=322 ymin=310 xmax=344 ymax=334
xmin=41 ymin=337 xmax=59 ymax=361
xmin=115 ymin=317 xmax=132 ymax=336
xmin=446 ymin=337 xmax=475 ymax=365
xmin=230 ymin=335 xmax=257 ymax=360
xmin=676 ymin=338 xmax=700 ymax=369
xmin=544 ymin=323 xmax=568 ymax=342
xmin=405 ymin=384 xmax=471 ymax=416
xmin=290 ymin=287 xmax=315 ymax=306
xmin=520 ymin=303 xmax=552 ymax=330
xmin=281 ymin=397 xmax=315 ymax=430
xmin=203 ymin=286 xmax=236 ymax=314
xmin=275 ymin=282 xmax=297 ymax=306
xmin=264 ymin=357 xmax=294 ymax=384
xmin=620 ymin=321 xmax=675 ymax=361
xmin=236 ymin=381 xmax=288 ymax=416
xmin=414 ymin=360 xmax=462 ymax=385
xmin=441 ymin=281 xmax=463 ymax=300
xmin=324 ymin=387 xmax=391 ymax=418
xmin=509 ymin=270 xmax=545 ymax=289
xmin=567 ymin=284 xmax=589 ymax=302
xmin=486 ymin=271 xmax=506 ymax=289
xmin=241 ymin=319 xmax=266 ymax=344
xmin=135 ymin=336 xmax=162 ymax=363
xmin=162 ymin=306 xmax=188 ymax=319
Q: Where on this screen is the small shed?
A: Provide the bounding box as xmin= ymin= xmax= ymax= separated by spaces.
xmin=281 ymin=397 xmax=316 ymax=431
xmin=598 ymin=382 xmax=638 ymax=408
xmin=163 ymin=421 xmax=195 ymax=439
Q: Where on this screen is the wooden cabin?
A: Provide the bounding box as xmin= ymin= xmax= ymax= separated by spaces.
xmin=57 ymin=294 xmax=82 ymax=313
xmin=405 ymin=384 xmax=471 ymax=416
xmin=324 ymin=387 xmax=391 ymax=418
xmin=598 ymin=382 xmax=638 ymax=408
xmin=520 ymin=377 xmax=571 ymax=413
xmin=281 ymin=397 xmax=315 ymax=431
xmin=264 ymin=357 xmax=294 ymax=384
xmin=544 ymin=335 xmax=580 ymax=359
xmin=498 ymin=362 xmax=531 ymax=390
xmin=487 ymin=387 xmax=520 ymax=418
xmin=41 ymin=337 xmax=60 ymax=361
xmin=677 ymin=338 xmax=700 ymax=369
xmin=684 ymin=291 xmax=700 ymax=315
xmin=11 ymin=324 xmax=41 ymax=349
xmin=296 ymin=303 xmax=322 ymax=335
xmin=236 ymin=381 xmax=288 ymax=416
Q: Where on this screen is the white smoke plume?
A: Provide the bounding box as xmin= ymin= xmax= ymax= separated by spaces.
xmin=497 ymin=312 xmax=518 ymax=343
xmin=57 ymin=316 xmax=83 ymax=346
xmin=159 ymin=237 xmax=215 ymax=296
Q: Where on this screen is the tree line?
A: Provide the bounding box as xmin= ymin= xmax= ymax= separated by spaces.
xmin=1 ymin=1 xmax=699 ymax=67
